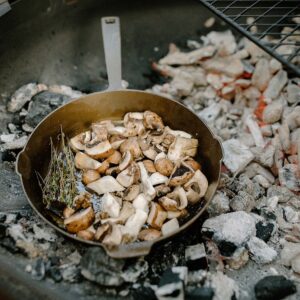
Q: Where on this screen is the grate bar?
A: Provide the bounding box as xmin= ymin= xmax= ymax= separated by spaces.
xmin=199 ymin=0 xmax=300 ymax=76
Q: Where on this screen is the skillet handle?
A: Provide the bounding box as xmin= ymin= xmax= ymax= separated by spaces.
xmin=101 ymin=16 xmax=123 ymax=91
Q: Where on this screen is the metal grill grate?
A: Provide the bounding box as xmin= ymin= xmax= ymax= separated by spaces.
xmin=199 ymin=0 xmax=300 ymax=76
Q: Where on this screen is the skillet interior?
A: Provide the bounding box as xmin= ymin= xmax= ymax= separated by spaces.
xmin=17 ymin=90 xmax=222 ymax=257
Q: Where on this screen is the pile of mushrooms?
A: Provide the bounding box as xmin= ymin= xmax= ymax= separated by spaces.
xmin=63 ymin=111 xmax=208 ymax=246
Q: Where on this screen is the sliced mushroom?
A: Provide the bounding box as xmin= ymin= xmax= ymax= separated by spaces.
xmin=125 ymin=209 xmax=148 ymax=237
xmin=169 ymin=165 xmax=194 ymax=186
xmin=64 ymin=207 xmax=95 ymax=233
xmin=102 ymin=201 xmax=135 ymax=224
xmin=77 ymin=226 xmax=96 ymax=241
xmin=81 ymin=131 xmax=92 ymax=144
xmin=183 ymin=159 xmax=201 ymax=171
xmin=143 ymin=147 xmax=158 ymax=160
xmin=120 ymin=137 xmax=142 ymax=159
xmin=161 ymin=218 xmax=179 ymax=236
xmin=102 ymin=224 xmax=123 ymax=246
xmin=85 ymin=140 xmax=114 ymax=159
xmin=155 ymin=158 xmax=174 ymax=176
xmin=118 ymin=150 xmax=133 ymax=171
xmin=162 ymin=132 xmax=176 ymax=149
xmin=123 ymin=184 xmax=140 ymax=201
xmin=108 ymin=126 xmax=127 ymax=136
xmin=63 ymin=207 xmax=75 ymax=218
xmin=168 ymin=136 xmax=198 ymax=161
xmin=133 ymin=193 xmax=149 ymax=213
xmin=69 ymin=133 xmax=85 ymax=152
xmin=167 ymin=209 xmax=188 ymax=219
xmin=116 ymin=163 xmax=140 ymax=188
xmin=138 ymin=161 xmax=156 ymax=200
xmin=138 ymin=228 xmax=161 ymax=241
xmin=82 ymin=169 xmax=100 ymax=185
xmin=93 ymin=120 xmax=115 ymax=133
xmin=143 ymin=160 xmax=157 ymax=173
xmin=143 ymin=111 xmax=164 ymax=132
xmin=124 ymin=112 xmax=145 ymax=136
xmin=159 ymin=196 xmax=178 ymax=211
xmin=109 ymin=134 xmax=126 ymax=150
xmin=167 ymin=186 xmax=188 ymax=210
xmin=91 ymin=124 xmax=108 ymax=141
xmin=149 ymin=172 xmax=169 ymax=186
xmin=87 ymin=176 xmax=125 ymax=195
xmin=155 ymin=152 xmax=166 ymax=162
xmin=155 ymin=184 xmax=171 ymax=197
xmin=184 ymin=169 xmax=208 ymax=200
xmin=147 ymin=202 xmax=167 ymax=229
xmin=97 ymin=160 xmax=110 ymax=174
xmin=94 ymin=222 xmax=111 ymax=241
xmin=73 ymin=192 xmax=91 ymax=210
xmin=75 ymin=152 xmax=102 ymax=170
xmin=101 ymin=192 xmax=121 ymax=218
xmin=106 ymin=150 xmax=122 ymax=165
xmin=164 ymin=126 xmax=192 ymax=138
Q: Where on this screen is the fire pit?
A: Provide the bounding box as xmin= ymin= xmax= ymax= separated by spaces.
xmin=0 ymin=0 xmax=299 ymax=299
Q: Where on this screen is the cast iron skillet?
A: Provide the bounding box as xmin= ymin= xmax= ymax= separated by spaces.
xmin=16 ymin=16 xmax=223 ymax=258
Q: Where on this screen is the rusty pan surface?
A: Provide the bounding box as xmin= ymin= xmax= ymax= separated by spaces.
xmin=16 ymin=17 xmax=223 ymax=258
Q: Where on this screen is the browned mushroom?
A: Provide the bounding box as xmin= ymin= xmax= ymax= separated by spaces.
xmin=94 ymin=223 xmax=111 ymax=241
xmin=169 ymin=165 xmax=194 ymax=186
xmin=106 ymin=150 xmax=122 ymax=164
xmin=143 ymin=147 xmax=158 ymax=160
xmin=159 ymin=196 xmax=178 ymax=211
xmin=85 ymin=140 xmax=114 ymax=159
xmin=64 ymin=207 xmax=95 ymax=233
xmin=63 ymin=207 xmax=75 ymax=218
xmin=69 ymin=133 xmax=85 ymax=152
xmin=155 ymin=184 xmax=171 ymax=197
xmin=118 ymin=150 xmax=133 ymax=171
xmin=75 ymin=152 xmax=101 ymax=170
xmin=147 ymin=202 xmax=167 ymax=229
xmin=184 ymin=159 xmax=201 ymax=171
xmin=155 ymin=158 xmax=174 ymax=176
xmin=120 ymin=137 xmax=142 ymax=159
xmin=82 ymin=169 xmax=100 ymax=185
xmin=73 ymin=192 xmax=91 ymax=210
xmin=138 ymin=228 xmax=161 ymax=241
xmin=168 ymin=136 xmax=198 ymax=161
xmin=91 ymin=124 xmax=108 ymax=141
xmin=123 ymin=112 xmax=145 ymax=136
xmin=143 ymin=160 xmax=157 ymax=173
xmin=123 ymin=184 xmax=140 ymax=201
xmin=77 ymin=226 xmax=96 ymax=241
xmin=116 ymin=162 xmax=140 ymax=187
xmin=97 ymin=160 xmax=110 ymax=174
xmin=143 ymin=111 xmax=164 ymax=132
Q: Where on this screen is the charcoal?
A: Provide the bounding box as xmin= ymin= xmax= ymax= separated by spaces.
xmin=255 ymin=221 xmax=275 ymax=242
xmin=48 ymin=266 xmax=62 ymax=282
xmin=230 ymin=191 xmax=255 ymax=212
xmin=254 ymin=275 xmax=296 ymax=300
xmin=185 ymin=243 xmax=208 ymax=270
xmin=291 ymin=254 xmax=300 ymax=274
xmin=31 ymin=258 xmax=46 ymax=281
xmin=264 ymin=70 xmax=288 ymax=101
xmin=132 ymin=286 xmax=156 ymax=300
xmin=287 ymin=83 xmax=300 ymax=104
xmin=247 ymin=237 xmax=277 ymax=264
xmin=262 ymin=101 xmax=283 ymax=124
xmin=280 ymin=241 xmax=300 ymax=266
xmin=251 ymin=58 xmax=271 ymax=91
xmin=186 ymin=287 xmax=214 ymax=300
xmin=207 ymin=191 xmax=230 ymax=217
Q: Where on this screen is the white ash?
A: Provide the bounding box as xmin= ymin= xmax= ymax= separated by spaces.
xmin=247 ymin=236 xmax=277 ymax=264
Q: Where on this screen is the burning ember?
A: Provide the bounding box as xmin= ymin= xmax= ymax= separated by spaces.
xmin=0 ymin=23 xmax=300 ymax=299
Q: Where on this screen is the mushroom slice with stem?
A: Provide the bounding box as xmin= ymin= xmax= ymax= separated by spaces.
xmin=97 ymin=160 xmax=110 ymax=174
xmin=91 ymin=124 xmax=108 ymax=142
xmin=124 ymin=112 xmax=145 ymax=136
xmin=123 ymin=184 xmax=140 ymax=201
xmin=143 ymin=160 xmax=157 ymax=173
xmin=138 ymin=161 xmax=156 ymax=200
xmin=124 ymin=209 xmax=148 ymax=237
xmin=87 ymin=176 xmax=125 ymax=195
xmin=77 ymin=225 xmax=96 ymax=241
xmin=102 ymin=224 xmax=123 ymax=246
xmin=133 ymin=193 xmax=149 ymax=213
xmin=75 ymin=152 xmax=102 ymax=170
xmin=101 ymin=192 xmax=121 ymax=218
xmin=69 ymin=133 xmax=85 ymax=152
xmin=143 ymin=147 xmax=158 ymax=160
xmin=169 ymin=165 xmax=194 ymax=187
xmin=164 ymin=126 xmax=192 ymax=139
xmin=138 ymin=228 xmax=161 ymax=241
xmin=147 ymin=202 xmax=168 ymax=229
xmin=118 ymin=150 xmax=133 ymax=171
xmin=184 ymin=169 xmax=208 ymax=200
xmin=161 ymin=218 xmax=179 ymax=236
xmin=155 ymin=184 xmax=171 ymax=197
xmin=183 ymin=158 xmax=201 ymax=171
xmin=85 ymin=140 xmax=114 ymax=159
xmin=159 ymin=196 xmax=178 ymax=211
xmin=102 ymin=201 xmax=135 ymax=225
xmin=167 ymin=136 xmax=198 ymax=161
xmin=82 ymin=169 xmax=100 ymax=185
xmin=116 ymin=162 xmax=140 ymax=188
xmin=143 ymin=111 xmax=165 ymax=132
xmin=64 ymin=207 xmax=95 ymax=233
xmin=108 ymin=126 xmax=127 ymax=136
xmin=155 ymin=158 xmax=174 ymax=176
xmin=162 ymin=132 xmax=176 ymax=149
xmin=120 ymin=137 xmax=142 ymax=159
xmin=73 ymin=191 xmax=91 ymax=210
xmin=106 ymin=150 xmax=122 ymax=165
xmin=167 ymin=186 xmax=188 ymax=210
xmin=94 ymin=222 xmax=111 ymax=241
xmin=150 ymin=172 xmax=169 ymax=186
